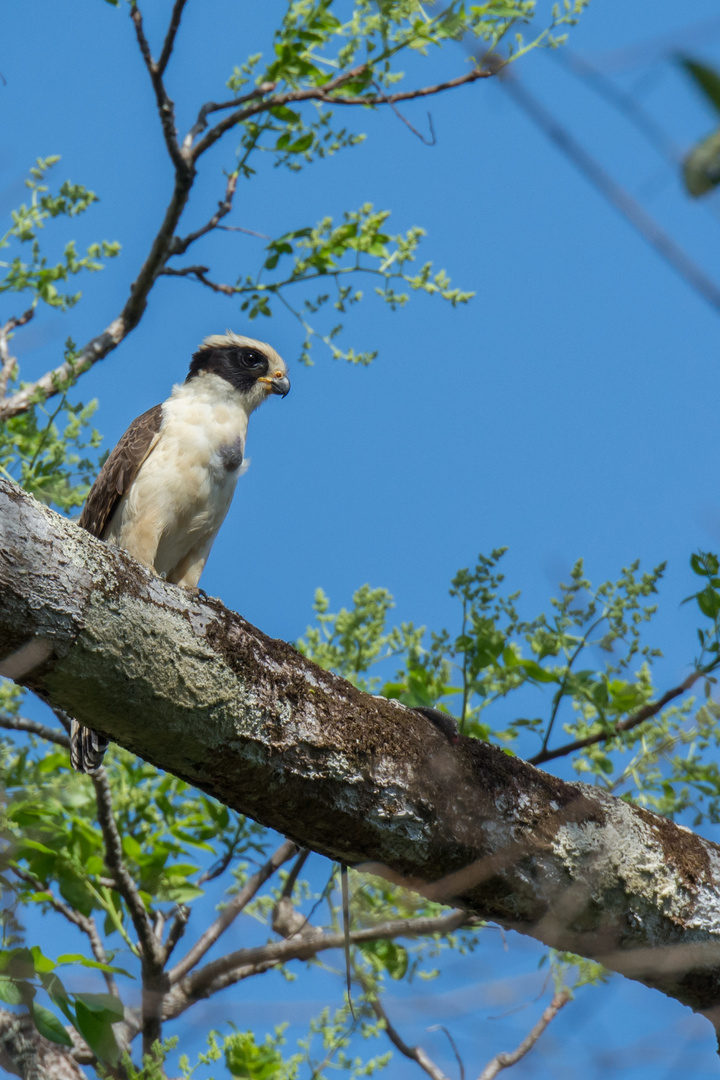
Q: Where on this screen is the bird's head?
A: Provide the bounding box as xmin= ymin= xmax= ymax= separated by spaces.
xmin=186 ymin=332 xmax=290 ymax=412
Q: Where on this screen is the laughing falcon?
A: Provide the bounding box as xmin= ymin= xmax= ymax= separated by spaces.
xmin=70 ymin=332 xmax=290 ymax=774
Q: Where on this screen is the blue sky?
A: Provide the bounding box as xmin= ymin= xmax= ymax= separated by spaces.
xmin=4 ymin=1 xmax=720 ymax=1076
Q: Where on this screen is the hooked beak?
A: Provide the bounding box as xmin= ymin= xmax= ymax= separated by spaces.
xmin=265 ymin=374 xmax=290 ymax=398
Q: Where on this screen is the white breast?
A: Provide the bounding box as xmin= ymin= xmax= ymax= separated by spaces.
xmin=105 ymin=373 xmax=250 ymax=582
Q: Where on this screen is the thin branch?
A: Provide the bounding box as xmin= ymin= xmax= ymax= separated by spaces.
xmin=216 ymin=224 xmax=271 ymax=239
xmin=0 ymin=712 xmax=70 ymax=748
xmin=170 ymin=171 xmax=238 ymax=256
xmin=168 ymin=838 xmax=297 ymax=982
xmin=428 ymin=1026 xmax=465 ymax=1080
xmin=182 ymin=83 xmax=278 ymax=151
xmin=93 ymin=766 xmax=168 ymax=1058
xmin=0 ymin=146 xmax=199 ymax=423
xmin=156 ymin=0 xmax=189 ymax=78
xmin=196 ymin=822 xmax=244 ymax=887
xmin=501 ymin=73 xmax=720 ymax=317
xmin=370 ymin=993 xmax=451 ymax=1080
xmin=160 ymin=264 xmax=237 ymax=294
xmin=529 ymin=668 xmax=702 ymax=766
xmin=190 ymin=67 xmax=492 ymax=162
xmin=280 ymin=848 xmax=311 ymax=900
xmin=372 ymin=80 xmax=436 ymax=145
xmin=130 ymin=4 xmax=189 ymax=175
xmin=176 ymin=909 xmax=467 ymax=1004
xmin=91 ymin=768 xmax=163 ymax=966
xmin=163 ymin=905 xmax=190 ymax=962
xmin=0 ymin=308 xmax=34 ymax=401
xmin=539 ymin=616 xmax=604 ymax=757
xmin=477 ymin=991 xmax=571 ymax=1080
xmin=10 ymin=866 xmax=118 ymax=996
xmin=0 ymin=62 xmax=490 ymax=423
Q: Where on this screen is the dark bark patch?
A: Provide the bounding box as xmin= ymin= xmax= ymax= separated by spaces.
xmin=634 ymin=803 xmax=712 ymax=887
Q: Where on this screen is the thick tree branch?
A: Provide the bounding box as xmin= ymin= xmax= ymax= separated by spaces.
xmin=477 ymin=991 xmax=571 ymax=1080
xmin=3 ymin=479 xmax=720 ymax=1025
xmin=168 ymin=838 xmax=298 ymax=983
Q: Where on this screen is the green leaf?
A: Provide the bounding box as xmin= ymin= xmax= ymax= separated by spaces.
xmin=74 ymin=992 xmax=124 ymax=1020
xmin=515 ymin=659 xmax=558 ymax=684
xmin=225 ymin=1030 xmax=285 ymax=1080
xmin=57 ymin=873 xmax=94 ymax=917
xmin=74 ymin=1001 xmax=121 ymax=1066
xmin=679 ymin=57 xmax=720 ymax=117
xmin=57 ymin=954 xmax=133 ymax=977
xmin=30 ymin=946 xmax=56 ymax=973
xmin=359 ymin=939 xmax=408 ymax=980
xmin=39 ymin=972 xmax=76 ymax=1025
xmin=30 ymin=1003 xmax=73 ymax=1047
xmin=286 ymin=132 xmax=314 ymax=154
xmin=0 ymin=976 xmax=25 ymax=1005
xmin=683 ymin=128 xmax=720 ymax=197
xmin=697 ymin=586 xmax=720 ymax=620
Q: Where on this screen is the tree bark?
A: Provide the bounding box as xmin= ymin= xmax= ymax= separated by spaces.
xmin=0 ymin=1009 xmax=86 ymax=1080
xmin=2 ymin=477 xmax=720 ymax=1024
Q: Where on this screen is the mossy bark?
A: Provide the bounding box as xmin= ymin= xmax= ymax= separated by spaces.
xmin=2 ymin=477 xmax=720 ymax=1019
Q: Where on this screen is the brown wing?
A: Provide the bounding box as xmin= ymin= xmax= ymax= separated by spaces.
xmin=79 ymin=403 xmax=163 ymax=539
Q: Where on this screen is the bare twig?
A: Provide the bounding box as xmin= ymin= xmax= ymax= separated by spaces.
xmin=428 ymin=1026 xmax=465 ymax=1080
xmin=538 ymin=616 xmax=604 ymax=757
xmin=0 ymin=712 xmax=70 ymax=748
xmin=163 ymin=905 xmax=190 ymax=961
xmin=280 ymin=848 xmax=311 ymax=900
xmin=160 ymin=264 xmax=237 ymax=294
xmin=217 ymin=224 xmax=271 ymax=239
xmin=477 ymin=991 xmax=571 ymax=1080
xmin=196 ymin=819 xmax=246 ymax=887
xmin=170 ymin=171 xmax=239 ymax=256
xmin=183 ymin=83 xmax=277 ymax=150
xmin=168 ymin=838 xmax=297 ymax=984
xmin=0 ymin=308 xmax=34 ymax=400
xmin=156 ymin=0 xmax=189 ymax=78
xmin=529 ymin=668 xmax=702 ymax=766
xmin=370 ymin=994 xmax=451 ymax=1080
xmin=130 ymin=3 xmax=189 ymax=175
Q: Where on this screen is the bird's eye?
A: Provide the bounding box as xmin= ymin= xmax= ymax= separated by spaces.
xmin=239 ymin=350 xmax=263 ymax=369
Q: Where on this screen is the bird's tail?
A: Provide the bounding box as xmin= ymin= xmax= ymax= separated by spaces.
xmin=70 ymin=719 xmax=110 ymax=774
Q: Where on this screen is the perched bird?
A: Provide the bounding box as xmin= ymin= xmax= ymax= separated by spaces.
xmin=71 ymin=331 xmax=290 ymax=773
